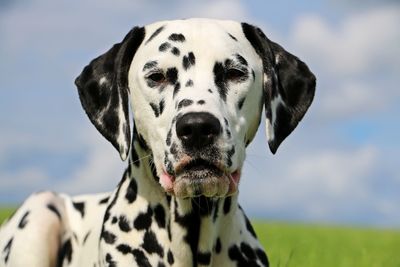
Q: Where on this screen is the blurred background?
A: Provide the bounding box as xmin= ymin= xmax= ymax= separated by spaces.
xmin=0 ymin=0 xmax=399 ymax=228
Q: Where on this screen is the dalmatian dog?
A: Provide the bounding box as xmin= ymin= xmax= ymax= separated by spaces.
xmin=0 ymin=18 xmax=315 ymax=267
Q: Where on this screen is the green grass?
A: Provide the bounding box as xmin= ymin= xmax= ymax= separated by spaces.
xmin=0 ymin=207 xmax=16 ymax=225
xmin=253 ymin=221 xmax=400 ymax=267
xmin=1 ymin=209 xmax=399 ymax=266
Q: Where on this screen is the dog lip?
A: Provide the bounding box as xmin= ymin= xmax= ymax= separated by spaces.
xmin=176 ymin=158 xmax=222 ymax=175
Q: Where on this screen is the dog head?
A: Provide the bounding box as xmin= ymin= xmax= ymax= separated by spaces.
xmin=75 ymin=19 xmax=316 ymax=198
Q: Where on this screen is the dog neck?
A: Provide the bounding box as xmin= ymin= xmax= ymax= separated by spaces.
xmin=122 ymin=135 xmax=243 ymax=266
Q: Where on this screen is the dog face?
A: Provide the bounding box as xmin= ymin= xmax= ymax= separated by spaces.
xmin=75 ymin=19 xmax=316 ymax=198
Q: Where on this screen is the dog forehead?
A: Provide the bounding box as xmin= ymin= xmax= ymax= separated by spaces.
xmin=137 ymin=19 xmax=253 ymax=61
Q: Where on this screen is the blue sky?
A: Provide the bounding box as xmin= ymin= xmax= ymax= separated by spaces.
xmin=0 ymin=0 xmax=399 ymax=227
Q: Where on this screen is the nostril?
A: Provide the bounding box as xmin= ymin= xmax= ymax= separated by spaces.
xmin=180 ymin=125 xmax=193 ymax=138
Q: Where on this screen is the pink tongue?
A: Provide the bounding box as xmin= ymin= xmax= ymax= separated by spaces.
xmin=160 ymin=172 xmax=174 ymax=192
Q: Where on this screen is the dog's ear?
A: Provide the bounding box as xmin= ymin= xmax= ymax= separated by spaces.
xmin=242 ymin=23 xmax=316 ymax=154
xmin=75 ymin=27 xmax=145 ymax=161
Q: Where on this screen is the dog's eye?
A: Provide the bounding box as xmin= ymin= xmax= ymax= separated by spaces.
xmin=226 ymin=68 xmax=246 ymax=81
xmin=147 ymin=72 xmax=166 ymax=83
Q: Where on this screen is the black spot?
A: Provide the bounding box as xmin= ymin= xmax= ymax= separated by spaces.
xmin=226 ymin=129 xmax=231 ymax=139
xmin=235 ymin=54 xmax=248 ymax=66
xmin=105 ymin=253 xmax=116 ymax=267
xmin=150 ymin=102 xmax=160 ymax=117
xmin=143 ymin=60 xmax=158 ymax=71
xmin=171 ymin=47 xmax=180 ymax=56
xmin=238 ymin=97 xmax=246 ymax=110
xmin=168 ymin=33 xmax=186 ymax=42
xmin=244 ymin=212 xmax=257 ymax=238
xmin=83 ymin=231 xmax=91 ymax=244
xmin=118 ymin=215 xmax=131 ymax=232
xmin=224 ymin=118 xmax=229 ymax=126
xmin=142 ymin=230 xmax=164 ymax=257
xmin=165 ymin=158 xmax=174 ymax=175
xmin=153 ymin=204 xmax=166 ymax=228
xmin=166 ymin=67 xmax=178 ymax=84
xmin=73 ymin=232 xmax=78 ymax=242
xmin=167 ymin=222 xmax=172 ymax=241
xmin=159 ymin=42 xmax=171 ymax=52
xmin=213 ymin=62 xmax=227 ymax=101
xmin=116 ymin=243 xmax=132 ymax=254
xmin=146 ymin=26 xmax=165 ymax=44
xmin=241 ymin=242 xmax=256 ymax=260
xmin=158 ymin=262 xmax=166 ymax=267
xmin=99 ymin=196 xmax=110 ymax=205
xmin=138 ymin=130 xmax=150 ymax=150
xmin=185 ymin=79 xmax=194 ymax=87
xmin=197 ymin=251 xmax=211 ymax=265
xmin=47 ymin=203 xmax=61 ymax=220
xmin=228 ymin=245 xmax=243 ymax=262
xmin=166 ymin=129 xmax=172 ymax=146
xmin=134 ymin=206 xmax=153 ymax=230
xmin=2 ymin=237 xmax=13 ymax=264
xmin=177 ymin=99 xmax=193 ymax=110
xmin=208 ymin=89 xmax=213 ymax=94
xmin=125 ymin=179 xmax=138 ymax=203
xmin=246 ymin=139 xmax=251 ymax=147
xmin=183 ymin=52 xmax=196 ymax=70
xmin=173 ymin=82 xmax=181 ymax=98
xmin=18 ymin=211 xmax=30 ymax=229
xmin=159 ymin=100 xmax=165 ymax=116
xmin=223 ymin=196 xmax=232 ymax=214
xmin=170 ymin=142 xmax=178 ymax=155
xmin=256 ymin=248 xmax=269 ymax=266
xmin=167 ymin=250 xmax=175 ymax=265
xmin=227 ymin=147 xmax=235 ymax=167
xmin=149 ymin=156 xmax=159 ymax=182
xmin=197 ymin=100 xmax=205 ymax=105
xmin=130 ymin=145 xmax=140 ymax=167
xmin=213 ymin=199 xmax=220 ymax=222
xmin=72 ymin=201 xmax=85 ymax=218
xmin=101 ymin=230 xmax=116 ymax=244
xmin=132 ymin=248 xmax=152 ymax=267
xmin=228 ymin=33 xmax=238 ymax=41
xmin=215 ymin=238 xmax=222 ymax=254
xmin=57 ymin=239 xmax=72 ymax=266
xmin=111 ymin=216 xmax=118 ymax=224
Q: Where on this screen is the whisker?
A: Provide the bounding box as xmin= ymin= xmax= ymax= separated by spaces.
xmin=128 ymin=154 xmax=152 ymax=167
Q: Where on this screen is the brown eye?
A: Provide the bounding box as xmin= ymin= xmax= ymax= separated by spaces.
xmin=147 ymin=72 xmax=165 ymax=83
xmin=226 ymin=68 xmax=246 ymax=81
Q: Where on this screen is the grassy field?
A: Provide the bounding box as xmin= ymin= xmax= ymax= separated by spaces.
xmin=254 ymin=221 xmax=400 ymax=267
xmin=1 ymin=208 xmax=399 ymax=266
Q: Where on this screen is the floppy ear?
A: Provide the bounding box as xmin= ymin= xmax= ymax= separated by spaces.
xmin=75 ymin=27 xmax=145 ymax=160
xmin=242 ymin=23 xmax=316 ymax=154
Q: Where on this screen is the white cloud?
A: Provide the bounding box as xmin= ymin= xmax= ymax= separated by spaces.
xmin=240 ymin=144 xmax=400 ymax=225
xmin=286 ymin=6 xmax=400 ymax=120
xmin=291 ymin=6 xmax=400 ymax=76
xmin=0 ymin=129 xmax=126 ymax=202
xmin=318 ymin=81 xmax=388 ymax=118
xmin=55 ymin=130 xmax=125 ymax=195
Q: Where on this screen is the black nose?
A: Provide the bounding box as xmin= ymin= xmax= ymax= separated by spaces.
xmin=176 ymin=112 xmax=221 ymax=148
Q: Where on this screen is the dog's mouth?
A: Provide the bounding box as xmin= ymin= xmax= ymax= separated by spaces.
xmin=160 ymin=158 xmax=240 ymax=198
